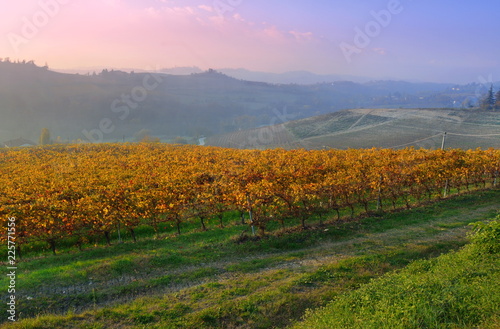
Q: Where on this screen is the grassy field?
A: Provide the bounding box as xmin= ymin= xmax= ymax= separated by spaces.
xmin=1 ymin=189 xmax=499 ymax=328
xmin=205 ymin=108 xmax=500 ymax=150
xmin=292 ymin=218 xmax=500 ymax=329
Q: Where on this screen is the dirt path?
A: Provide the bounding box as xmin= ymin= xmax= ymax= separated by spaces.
xmin=15 ymin=201 xmax=498 ymax=318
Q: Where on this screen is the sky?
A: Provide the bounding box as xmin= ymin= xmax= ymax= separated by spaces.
xmin=1 ymin=0 xmax=500 ymax=83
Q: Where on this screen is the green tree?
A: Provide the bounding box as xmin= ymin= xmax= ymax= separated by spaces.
xmin=495 ymin=90 xmax=500 ymax=111
xmin=134 ymin=129 xmax=151 ymax=142
xmin=481 ymin=85 xmax=495 ymax=110
xmin=39 ymin=128 xmax=51 ymax=145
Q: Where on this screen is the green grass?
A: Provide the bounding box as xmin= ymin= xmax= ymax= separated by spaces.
xmin=0 ymin=189 xmax=498 ymax=328
xmin=292 ymin=218 xmax=500 ymax=329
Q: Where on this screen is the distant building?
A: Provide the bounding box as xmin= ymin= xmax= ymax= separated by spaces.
xmin=2 ymin=138 xmax=37 ymax=148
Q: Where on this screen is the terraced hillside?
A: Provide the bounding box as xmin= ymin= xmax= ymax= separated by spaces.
xmin=205 ymin=108 xmax=500 ymax=149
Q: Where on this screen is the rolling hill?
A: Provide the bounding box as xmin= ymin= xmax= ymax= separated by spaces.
xmin=205 ymin=108 xmax=500 ymax=150
xmin=0 ymin=60 xmax=496 ymax=145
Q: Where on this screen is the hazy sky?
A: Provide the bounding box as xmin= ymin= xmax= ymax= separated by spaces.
xmin=1 ymin=0 xmax=499 ymax=83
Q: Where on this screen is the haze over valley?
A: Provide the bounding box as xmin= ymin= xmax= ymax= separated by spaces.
xmin=1 ymin=60 xmax=499 ymax=147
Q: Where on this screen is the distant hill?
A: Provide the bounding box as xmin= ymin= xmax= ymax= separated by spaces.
xmin=217 ymin=68 xmax=372 ymax=84
xmin=205 ymin=108 xmax=500 ymax=150
xmin=0 ymin=60 xmax=496 ymax=143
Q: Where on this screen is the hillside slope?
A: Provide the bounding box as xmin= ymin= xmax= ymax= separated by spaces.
xmin=205 ymin=108 xmax=500 ymax=149
xmin=1 ymin=61 xmax=490 ymax=144
xmin=1 ymin=190 xmax=498 ymax=328
xmin=292 ymin=217 xmax=500 ymax=329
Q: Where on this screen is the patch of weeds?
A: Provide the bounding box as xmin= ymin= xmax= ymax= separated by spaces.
xmin=437 ymin=221 xmax=468 ymax=229
xmin=149 ymin=254 xmax=187 ymax=267
xmin=95 ymin=308 xmax=126 ymax=322
xmin=110 ymin=258 xmax=136 ymax=276
xmin=190 ymin=287 xmax=208 ymax=302
xmin=221 ymin=287 xmax=250 ymax=299
xmin=196 ymin=307 xmax=226 ymax=327
xmin=79 ymin=324 xmax=105 ymax=329
xmin=134 ymin=313 xmax=156 ymax=325
xmin=190 ymin=291 xmax=207 ymax=302
xmin=114 ymin=280 xmax=143 ymax=295
xmin=238 ymin=299 xmax=260 ymax=317
xmin=293 ymin=249 xmax=432 ymax=290
xmin=154 ymin=303 xmax=192 ymax=320
xmin=231 ymin=230 xmax=262 ymax=244
xmin=295 ymin=267 xmax=338 ymax=288
xmin=226 ymin=258 xmax=274 ymax=273
xmin=150 ymin=275 xmax=173 ymax=287
xmin=205 ymin=282 xmax=224 ymax=289
xmin=469 ymin=217 xmax=500 ymax=254
xmin=178 ymin=267 xmax=220 ymax=282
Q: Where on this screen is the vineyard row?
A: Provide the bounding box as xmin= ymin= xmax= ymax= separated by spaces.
xmin=0 ymin=144 xmax=499 ymax=254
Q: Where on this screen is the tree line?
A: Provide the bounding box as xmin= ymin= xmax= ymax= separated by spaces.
xmin=481 ymin=85 xmax=500 ymax=110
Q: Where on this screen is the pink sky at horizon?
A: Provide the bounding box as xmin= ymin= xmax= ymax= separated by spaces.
xmin=1 ymin=1 xmax=328 ymax=72
xmin=1 ymin=0 xmax=500 ymax=83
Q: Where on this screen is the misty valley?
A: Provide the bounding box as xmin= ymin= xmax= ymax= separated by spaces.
xmin=1 ymin=60 xmax=496 ymax=147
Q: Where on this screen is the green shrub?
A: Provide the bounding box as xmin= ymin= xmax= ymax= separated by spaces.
xmin=468 ymin=216 xmax=500 ymax=254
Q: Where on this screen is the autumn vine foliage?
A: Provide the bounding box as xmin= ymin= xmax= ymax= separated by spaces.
xmin=0 ymin=144 xmax=499 ymax=254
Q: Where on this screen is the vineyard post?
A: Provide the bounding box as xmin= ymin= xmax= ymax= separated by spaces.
xmin=376 ymin=174 xmax=383 ymax=210
xmin=441 ymin=141 xmax=448 ymax=197
xmin=247 ymin=195 xmax=255 ymax=236
xmin=443 ymin=179 xmax=449 ymax=198
xmin=117 ymin=222 xmax=122 ymax=243
xmin=441 ymin=132 xmax=447 ymax=150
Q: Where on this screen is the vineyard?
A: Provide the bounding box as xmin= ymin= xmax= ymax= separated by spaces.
xmin=1 ymin=144 xmax=499 ymax=255
xmin=206 ymin=108 xmax=500 ymax=150
xmin=204 ymin=124 xmax=298 ymax=149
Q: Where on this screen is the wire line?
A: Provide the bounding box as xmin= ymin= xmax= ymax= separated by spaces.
xmin=389 ymin=133 xmax=443 ymax=148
